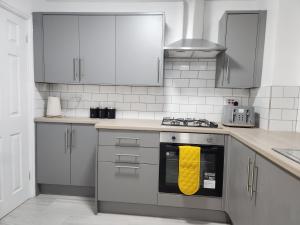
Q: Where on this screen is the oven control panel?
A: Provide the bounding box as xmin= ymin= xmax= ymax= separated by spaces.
xmin=160 ymin=132 xmax=225 ymax=146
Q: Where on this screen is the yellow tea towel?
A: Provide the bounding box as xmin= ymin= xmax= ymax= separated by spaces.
xmin=178 ymin=146 xmax=201 ymax=195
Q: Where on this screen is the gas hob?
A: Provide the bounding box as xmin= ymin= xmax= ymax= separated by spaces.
xmin=161 ymin=117 xmax=218 ymax=128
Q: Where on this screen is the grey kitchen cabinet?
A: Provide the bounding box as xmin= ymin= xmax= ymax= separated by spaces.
xmin=43 ymin=15 xmax=80 ymax=84
xmin=97 ymin=130 xmax=159 ymax=205
xmin=253 ymin=154 xmax=300 ymax=225
xmin=226 ymin=137 xmax=255 ymax=225
xmin=36 ymin=123 xmax=71 ymax=185
xmin=78 ymin=16 xmax=115 ymax=84
xmin=216 ymin=11 xmax=266 ymax=88
xmin=227 ymin=138 xmax=300 ymax=225
xmin=36 ymin=123 xmax=97 ymax=187
xmin=116 ymin=15 xmax=164 ymax=86
xmin=98 ymin=162 xmax=159 ymax=205
xmin=33 ymin=13 xmax=165 ymax=86
xmin=70 ymin=124 xmax=98 ymax=186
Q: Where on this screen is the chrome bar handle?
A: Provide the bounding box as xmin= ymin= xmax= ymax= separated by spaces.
xmin=70 ymin=128 xmax=75 ymax=150
xmin=250 ymin=162 xmax=257 ymax=199
xmin=226 ymin=56 xmax=230 ymax=83
xmin=115 ymin=137 xmax=140 ymax=147
xmin=115 ymin=165 xmax=139 ymax=170
xmin=247 ymin=158 xmax=252 ymax=193
xmin=79 ymin=58 xmax=83 ymax=82
xmin=74 ymin=58 xmax=79 ymax=81
xmin=64 ymin=128 xmax=68 ymax=153
xmin=115 ymin=154 xmax=140 ymax=158
xmin=157 ymin=57 xmax=160 ymax=83
xmin=73 ymin=58 xmax=76 ymax=81
xmin=253 ymin=166 xmax=259 ymax=205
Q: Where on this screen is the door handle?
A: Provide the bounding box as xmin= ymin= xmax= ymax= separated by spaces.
xmin=70 ymin=129 xmax=75 ymax=150
xmin=115 ymin=154 xmax=140 ymax=163
xmin=250 ymin=163 xmax=257 ymax=200
xmin=73 ymin=58 xmax=79 ymax=82
xmin=247 ymin=158 xmax=252 ymax=193
xmin=79 ymin=58 xmax=84 ymax=82
xmin=64 ymin=128 xmax=68 ymax=153
xmin=157 ymin=57 xmax=160 ymax=83
xmin=73 ymin=58 xmax=76 ymax=81
xmin=226 ymin=56 xmax=230 ymax=84
xmin=115 ymin=165 xmax=139 ymax=170
xmin=115 ymin=154 xmax=140 ymax=158
xmin=115 ymin=137 xmax=140 ymax=147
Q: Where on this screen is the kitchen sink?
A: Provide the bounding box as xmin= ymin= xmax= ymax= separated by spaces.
xmin=273 ymin=148 xmax=300 ymax=164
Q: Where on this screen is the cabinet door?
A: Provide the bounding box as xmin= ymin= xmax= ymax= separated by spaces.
xmin=253 ymin=155 xmax=300 ymax=225
xmin=70 ymin=124 xmax=98 ymax=187
xmin=36 ymin=123 xmax=71 ymax=185
xmin=79 ymin=16 xmax=115 ymax=84
xmin=227 ymin=138 xmax=255 ymax=225
xmin=43 ymin=15 xmax=80 ymax=83
xmin=222 ymin=14 xmax=259 ymax=88
xmin=98 ymin=162 xmax=158 ymax=205
xmin=116 ymin=15 xmax=164 ymax=86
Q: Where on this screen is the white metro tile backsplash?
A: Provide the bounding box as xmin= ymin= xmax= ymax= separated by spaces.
xmin=34 ymin=59 xmax=250 ymax=122
xmin=250 ymin=86 xmax=300 ymax=132
xmin=34 ymin=59 xmax=300 ymax=132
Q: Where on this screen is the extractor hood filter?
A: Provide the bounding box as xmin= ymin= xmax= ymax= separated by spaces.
xmin=164 ymin=39 xmax=226 ymax=58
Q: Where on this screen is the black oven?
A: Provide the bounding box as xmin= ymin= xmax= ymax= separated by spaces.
xmin=159 ymin=132 xmax=224 ymax=197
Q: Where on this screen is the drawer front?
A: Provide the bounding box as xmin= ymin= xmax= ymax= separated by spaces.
xmin=98 ymin=162 xmax=158 ymax=205
xmin=99 ymin=130 xmax=159 ymax=148
xmin=98 ymin=146 xmax=159 ymax=165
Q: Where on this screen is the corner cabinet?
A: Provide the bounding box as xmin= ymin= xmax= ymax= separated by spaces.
xmin=216 ymin=11 xmax=266 ymax=88
xmin=226 ymin=137 xmax=256 ymax=225
xmin=33 ymin=13 xmax=164 ymax=86
xmin=36 ymin=122 xmax=98 ymax=187
xmin=226 ymin=137 xmax=300 ymax=225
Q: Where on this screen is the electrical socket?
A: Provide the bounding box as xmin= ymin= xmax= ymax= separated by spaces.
xmin=224 ymin=97 xmax=240 ymax=106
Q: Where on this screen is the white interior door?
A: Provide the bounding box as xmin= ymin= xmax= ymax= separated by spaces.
xmin=0 ymin=7 xmax=30 ymax=218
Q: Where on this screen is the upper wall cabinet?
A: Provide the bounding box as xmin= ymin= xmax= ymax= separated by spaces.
xmin=43 ymin=15 xmax=80 ymax=84
xmin=116 ymin=15 xmax=164 ymax=86
xmin=216 ymin=11 xmax=266 ymax=88
xmin=79 ymin=16 xmax=116 ymax=84
xmin=33 ymin=13 xmax=164 ymax=86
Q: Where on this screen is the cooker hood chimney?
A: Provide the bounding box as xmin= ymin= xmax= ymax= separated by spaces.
xmin=164 ymin=0 xmax=226 ymax=58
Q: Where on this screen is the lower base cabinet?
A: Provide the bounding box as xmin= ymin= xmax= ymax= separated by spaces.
xmin=98 ymin=162 xmax=158 ymax=205
xmin=226 ymin=137 xmax=255 ymax=225
xmin=36 ymin=123 xmax=98 ymax=187
xmin=253 ymin=155 xmax=300 ymax=225
xmin=227 ymin=137 xmax=300 ymax=225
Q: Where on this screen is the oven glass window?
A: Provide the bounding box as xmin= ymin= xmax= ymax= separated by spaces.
xmin=159 ymin=143 xmax=224 ymax=197
xmin=165 ymin=151 xmax=179 ymax=184
xmin=165 ymin=150 xmax=217 ymax=188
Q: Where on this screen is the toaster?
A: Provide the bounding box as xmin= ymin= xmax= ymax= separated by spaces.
xmin=222 ymin=105 xmax=255 ymax=127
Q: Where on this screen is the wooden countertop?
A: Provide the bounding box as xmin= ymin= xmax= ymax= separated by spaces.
xmin=35 ymin=117 xmax=300 ymax=179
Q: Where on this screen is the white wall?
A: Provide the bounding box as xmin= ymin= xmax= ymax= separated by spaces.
xmin=1 ymin=0 xmax=33 ymax=14
xmin=272 ymin=0 xmax=300 ymax=86
xmin=32 ymin=0 xmax=184 ymax=44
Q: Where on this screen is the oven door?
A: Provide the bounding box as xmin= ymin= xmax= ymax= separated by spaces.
xmin=159 ymin=143 xmax=224 ymax=197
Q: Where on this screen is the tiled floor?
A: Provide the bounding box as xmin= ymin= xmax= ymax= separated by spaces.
xmin=0 ymin=195 xmax=229 ymax=225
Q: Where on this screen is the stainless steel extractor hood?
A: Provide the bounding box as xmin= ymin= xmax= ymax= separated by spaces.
xmin=164 ymin=0 xmax=226 ymax=58
xmin=164 ymin=39 xmax=226 ymax=58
